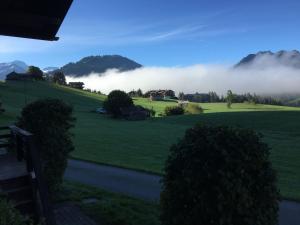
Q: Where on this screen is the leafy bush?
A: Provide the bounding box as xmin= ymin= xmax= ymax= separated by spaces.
xmin=27 ymin=66 xmax=44 ymax=81
xmin=164 ymin=106 xmax=184 ymax=116
xmin=185 ymin=103 xmax=203 ymax=114
xmin=161 ymin=124 xmax=279 ymax=225
xmin=148 ymin=107 xmax=156 ymax=117
xmin=18 ymin=99 xmax=75 ymax=194
xmin=0 ymin=198 xmax=25 ymax=225
xmin=103 ymin=90 xmax=133 ymax=117
xmin=52 ymin=70 xmax=66 ymax=85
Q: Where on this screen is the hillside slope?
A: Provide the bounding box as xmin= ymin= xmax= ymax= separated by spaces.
xmin=0 ymin=81 xmax=300 ymax=200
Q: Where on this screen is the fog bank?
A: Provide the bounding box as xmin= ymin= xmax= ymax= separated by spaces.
xmin=66 ymin=64 xmax=300 ymax=95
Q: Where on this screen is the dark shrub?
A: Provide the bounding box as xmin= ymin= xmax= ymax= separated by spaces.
xmin=18 ymin=99 xmax=75 ymax=194
xmin=164 ymin=106 xmax=184 ymax=116
xmin=27 ymin=66 xmax=44 ymax=81
xmin=0 ymin=198 xmax=25 ymax=225
xmin=161 ymin=124 xmax=279 ymax=225
xmin=103 ymin=90 xmax=133 ymax=117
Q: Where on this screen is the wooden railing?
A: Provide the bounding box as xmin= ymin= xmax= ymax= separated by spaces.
xmin=0 ymin=126 xmax=11 ymax=150
xmin=7 ymin=125 xmax=56 ymax=225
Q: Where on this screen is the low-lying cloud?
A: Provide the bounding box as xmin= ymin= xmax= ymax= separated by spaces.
xmin=66 ymin=64 xmax=300 ymax=95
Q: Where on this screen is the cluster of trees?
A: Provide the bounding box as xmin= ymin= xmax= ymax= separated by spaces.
xmin=128 ymin=89 xmax=177 ymax=99
xmin=179 ymin=91 xmax=220 ymax=102
xmin=128 ymin=89 xmax=143 ymax=97
xmin=104 ymin=90 xmax=153 ymax=120
xmin=51 ymin=70 xmax=66 ymax=85
xmin=226 ymin=91 xmax=283 ymax=106
xmin=179 ymin=91 xmax=282 ymax=106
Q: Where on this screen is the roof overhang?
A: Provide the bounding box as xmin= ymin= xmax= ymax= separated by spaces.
xmin=0 ymin=0 xmax=73 ymax=41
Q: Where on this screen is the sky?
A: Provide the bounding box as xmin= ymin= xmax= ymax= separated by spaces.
xmin=1 ymin=0 xmax=300 ymax=68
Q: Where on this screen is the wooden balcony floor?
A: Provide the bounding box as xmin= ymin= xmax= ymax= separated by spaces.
xmin=0 ymin=153 xmax=27 ymax=180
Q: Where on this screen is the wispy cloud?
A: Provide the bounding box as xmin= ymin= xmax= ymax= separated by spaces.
xmin=59 ymin=22 xmax=244 ymax=47
xmin=0 ymin=9 xmax=247 ymax=53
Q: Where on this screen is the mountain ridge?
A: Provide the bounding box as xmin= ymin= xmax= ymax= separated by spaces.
xmin=235 ymin=50 xmax=300 ymax=69
xmin=0 ymin=60 xmax=28 ymax=80
xmin=61 ymin=55 xmax=142 ymax=77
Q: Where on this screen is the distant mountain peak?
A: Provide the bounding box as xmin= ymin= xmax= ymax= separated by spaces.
xmin=235 ymin=50 xmax=300 ymax=69
xmin=0 ymin=60 xmax=28 ymax=80
xmin=61 ymin=55 xmax=142 ymax=77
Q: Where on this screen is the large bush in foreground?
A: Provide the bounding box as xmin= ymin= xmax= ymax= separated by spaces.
xmin=103 ymin=90 xmax=133 ymax=117
xmin=164 ymin=106 xmax=184 ymax=116
xmin=18 ymin=99 xmax=75 ymax=194
xmin=161 ymin=124 xmax=279 ymax=225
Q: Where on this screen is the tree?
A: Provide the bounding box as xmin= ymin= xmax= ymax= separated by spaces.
xmin=136 ymin=88 xmax=143 ymax=97
xmin=52 ymin=70 xmax=66 ymax=85
xmin=103 ymin=90 xmax=134 ymax=118
xmin=161 ymin=124 xmax=279 ymax=225
xmin=178 ymin=92 xmax=185 ymax=101
xmin=226 ymin=90 xmax=233 ymax=108
xmin=165 ymin=90 xmax=175 ymax=98
xmin=18 ymin=99 xmax=75 ymax=194
xmin=27 ymin=66 xmax=44 ymax=80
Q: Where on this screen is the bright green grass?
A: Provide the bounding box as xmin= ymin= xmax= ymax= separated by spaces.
xmin=1 ymin=81 xmax=300 ymax=200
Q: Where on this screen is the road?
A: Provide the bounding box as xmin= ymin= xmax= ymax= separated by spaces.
xmin=65 ymin=159 xmax=300 ymax=225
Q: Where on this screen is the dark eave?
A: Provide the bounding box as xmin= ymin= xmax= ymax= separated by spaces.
xmin=0 ymin=0 xmax=73 ymax=41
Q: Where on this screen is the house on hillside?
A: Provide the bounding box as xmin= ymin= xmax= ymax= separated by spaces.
xmin=120 ymin=106 xmax=150 ymax=121
xmin=149 ymin=90 xmax=175 ymax=101
xmin=6 ymin=72 xmax=30 ymax=81
xmin=68 ymin=82 xmax=85 ymax=90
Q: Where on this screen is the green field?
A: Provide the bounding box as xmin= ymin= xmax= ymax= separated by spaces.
xmin=58 ymin=182 xmax=160 ymax=225
xmin=1 ymin=81 xmax=300 ymax=200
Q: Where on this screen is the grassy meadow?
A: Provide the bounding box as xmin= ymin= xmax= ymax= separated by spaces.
xmin=58 ymin=181 xmax=160 ymax=225
xmin=0 ymin=81 xmax=300 ymax=200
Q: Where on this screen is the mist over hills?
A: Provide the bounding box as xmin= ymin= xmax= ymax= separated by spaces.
xmin=1 ymin=51 xmax=300 ymax=80
xmin=235 ymin=50 xmax=300 ymax=69
xmin=42 ymin=67 xmax=59 ymax=73
xmin=61 ymin=55 xmax=142 ymax=77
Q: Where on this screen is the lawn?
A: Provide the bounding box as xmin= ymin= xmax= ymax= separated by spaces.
xmin=57 ymin=181 xmax=160 ymax=225
xmin=0 ymin=81 xmax=300 ymax=200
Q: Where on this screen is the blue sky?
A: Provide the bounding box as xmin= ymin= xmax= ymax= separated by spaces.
xmin=0 ymin=0 xmax=300 ymax=68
